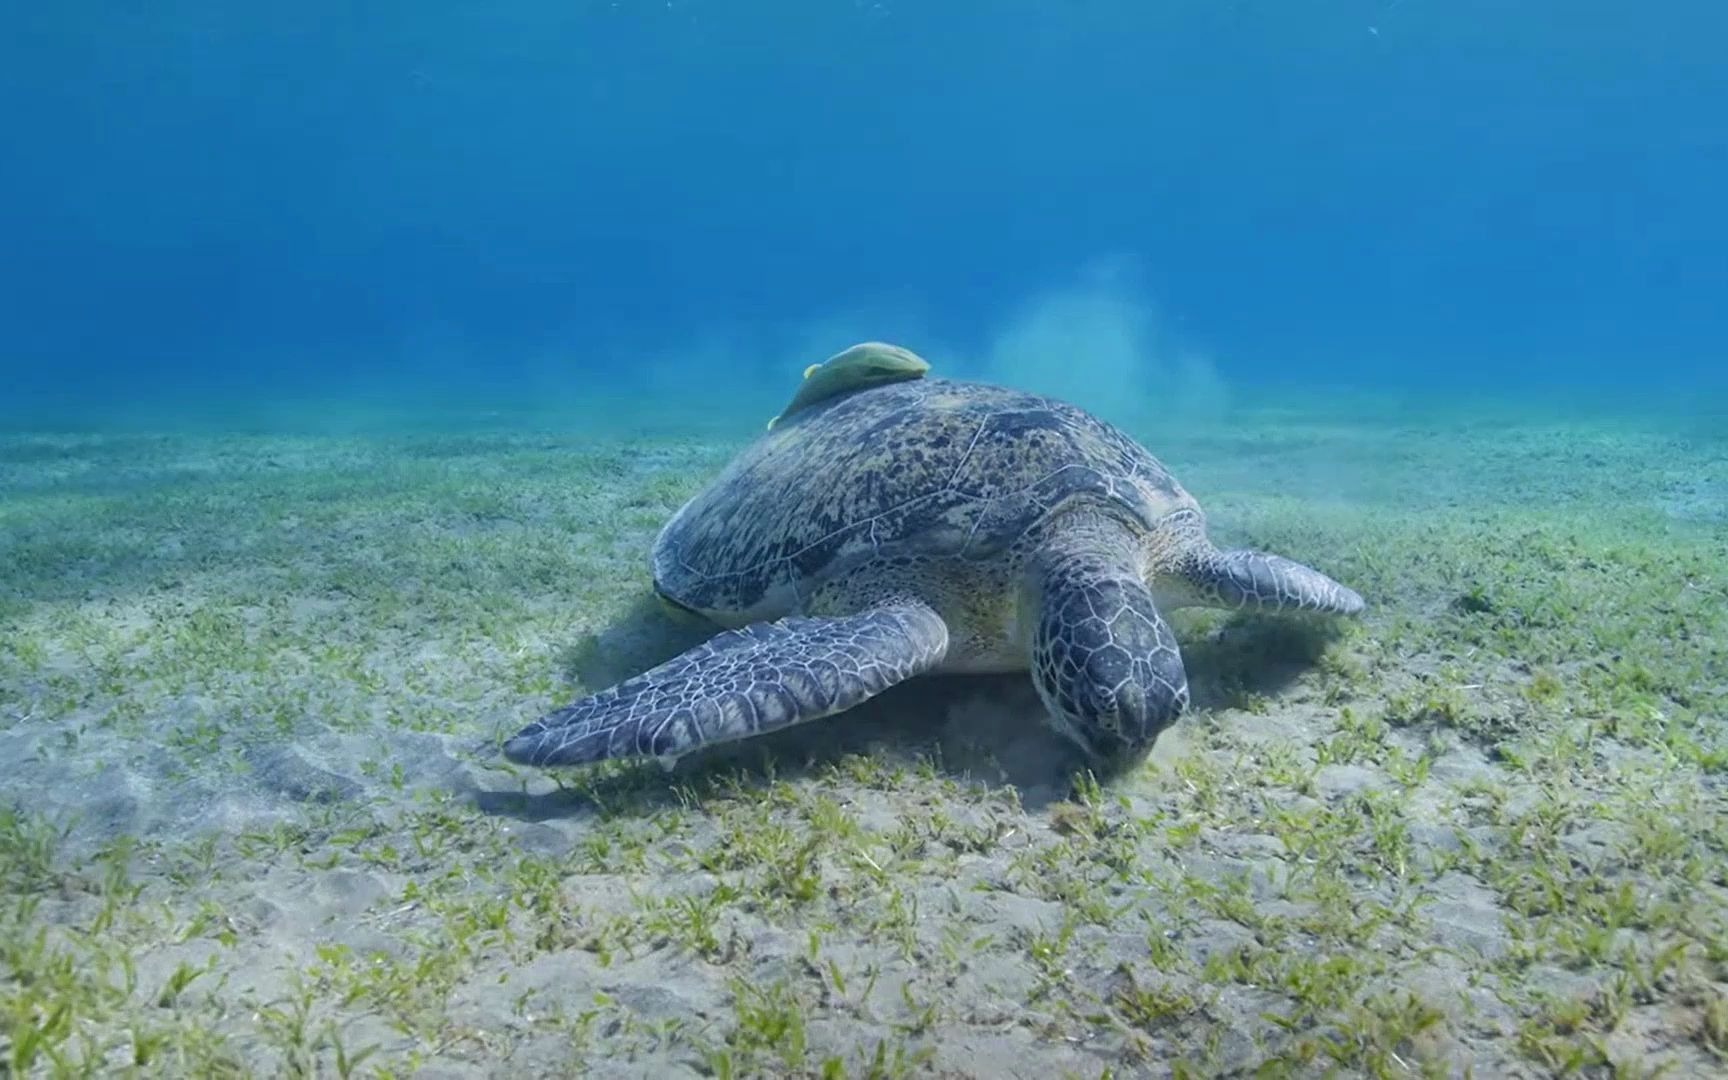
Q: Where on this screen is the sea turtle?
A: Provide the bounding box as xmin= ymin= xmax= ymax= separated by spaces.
xmin=503 ymin=344 xmax=1365 ymax=772
xmin=766 ymin=341 xmax=930 ymax=429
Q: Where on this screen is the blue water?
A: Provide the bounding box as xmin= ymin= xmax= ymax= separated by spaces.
xmin=3 ymin=1 xmax=1724 ymax=425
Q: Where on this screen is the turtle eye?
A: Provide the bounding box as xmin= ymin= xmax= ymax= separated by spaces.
xmin=1081 ymin=680 xmax=1121 ymax=733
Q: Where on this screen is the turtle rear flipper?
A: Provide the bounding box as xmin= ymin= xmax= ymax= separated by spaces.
xmin=501 ymin=601 xmax=949 ymax=768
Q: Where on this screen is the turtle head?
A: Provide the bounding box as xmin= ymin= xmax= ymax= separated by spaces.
xmin=1027 ymin=512 xmax=1192 ymax=772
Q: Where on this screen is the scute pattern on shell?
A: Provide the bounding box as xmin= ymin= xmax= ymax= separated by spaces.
xmin=652 ymin=378 xmax=1199 ymax=617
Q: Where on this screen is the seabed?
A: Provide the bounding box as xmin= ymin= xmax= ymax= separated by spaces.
xmin=1 ymin=391 xmax=1725 ymax=1077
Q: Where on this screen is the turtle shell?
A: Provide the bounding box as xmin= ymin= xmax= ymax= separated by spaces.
xmin=651 ymin=377 xmax=1199 ymax=620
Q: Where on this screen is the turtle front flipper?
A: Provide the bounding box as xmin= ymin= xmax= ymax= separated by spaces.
xmin=1183 ymin=547 xmax=1366 ymax=615
xmin=1027 ymin=512 xmax=1190 ymax=770
xmin=501 ymin=601 xmax=949 ymax=768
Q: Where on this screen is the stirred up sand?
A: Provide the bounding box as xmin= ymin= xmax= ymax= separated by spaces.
xmin=1 ymin=395 xmax=1726 ymax=1078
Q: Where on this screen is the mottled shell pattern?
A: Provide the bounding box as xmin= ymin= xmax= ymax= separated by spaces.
xmin=651 ymin=371 xmax=1200 ymax=623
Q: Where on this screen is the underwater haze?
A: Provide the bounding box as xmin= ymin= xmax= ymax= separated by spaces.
xmin=5 ymin=4 xmax=1728 ymax=1079
xmin=3 ymin=0 xmax=1726 ymax=426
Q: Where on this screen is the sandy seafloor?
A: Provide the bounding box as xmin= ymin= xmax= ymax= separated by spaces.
xmin=1 ymin=391 xmax=1726 ymax=1079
